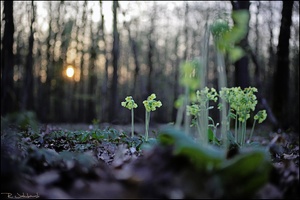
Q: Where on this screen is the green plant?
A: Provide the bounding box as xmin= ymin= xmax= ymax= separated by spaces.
xmin=158 ymin=126 xmax=272 ymax=198
xmin=249 ymin=110 xmax=267 ymax=142
xmin=218 ymin=87 xmax=267 ymax=147
xmin=187 ymin=87 xmax=218 ymax=144
xmin=92 ymin=118 xmax=100 ymax=129
xmin=210 ymin=11 xmax=250 ymax=63
xmin=184 ymin=86 xmax=267 ymax=148
xmin=143 ymin=93 xmax=162 ymax=141
xmin=175 ymin=60 xmax=201 ymax=133
xmin=121 ymin=96 xmax=138 ymax=138
xmin=209 ymin=10 xmax=250 ymax=147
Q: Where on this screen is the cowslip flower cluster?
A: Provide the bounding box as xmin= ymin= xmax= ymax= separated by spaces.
xmin=187 ymin=87 xmax=218 ymax=117
xmin=219 ymin=87 xmax=258 ymax=122
xmin=121 ymin=96 xmax=138 ymax=138
xmin=249 ymin=110 xmax=267 ymax=143
xmin=219 ymin=86 xmax=267 ymax=146
xmin=254 ymin=110 xmax=267 ymax=123
xmin=121 ymin=96 xmax=138 ymax=110
xmin=143 ymin=93 xmax=162 ymax=112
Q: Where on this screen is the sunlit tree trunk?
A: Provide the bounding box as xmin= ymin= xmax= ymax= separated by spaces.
xmin=22 ymin=1 xmax=36 ymax=111
xmin=109 ymin=1 xmax=120 ymax=122
xmin=272 ymin=1 xmax=294 ymax=130
xmin=231 ymin=0 xmax=250 ymax=89
xmin=1 ymin=1 xmax=15 ymax=115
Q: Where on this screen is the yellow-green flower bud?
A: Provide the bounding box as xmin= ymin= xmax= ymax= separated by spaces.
xmin=121 ymin=96 xmax=138 ymax=110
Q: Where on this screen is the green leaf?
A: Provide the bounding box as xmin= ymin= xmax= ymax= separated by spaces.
xmin=232 ymin=10 xmax=250 ymax=27
xmin=207 ymin=128 xmax=214 ymax=142
xmin=158 ymin=126 xmax=224 ymax=170
xmin=218 ymin=148 xmax=272 ymax=198
xmin=207 ymin=128 xmax=220 ymax=145
xmin=228 ymin=47 xmax=245 ymax=63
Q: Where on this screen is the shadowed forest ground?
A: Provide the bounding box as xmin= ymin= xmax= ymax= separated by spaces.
xmin=1 ymin=123 xmax=299 ymax=199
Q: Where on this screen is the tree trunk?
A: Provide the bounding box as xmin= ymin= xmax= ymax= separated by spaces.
xmin=1 ymin=1 xmax=15 ymax=115
xmin=147 ymin=39 xmax=154 ymax=95
xmin=183 ymin=2 xmax=189 ymax=61
xmin=22 ymin=1 xmax=36 ymax=111
xmin=254 ymin=1 xmax=260 ymax=80
xmin=87 ymin=17 xmax=97 ymax=123
xmin=39 ymin=1 xmax=54 ymax=122
xmin=109 ymin=1 xmax=120 ymax=122
xmin=272 ymin=1 xmax=294 ymax=130
xmin=231 ymin=1 xmax=250 ymax=89
xmin=76 ymin=1 xmax=88 ymax=122
xmin=99 ymin=0 xmax=110 ymax=122
xmin=172 ymin=32 xmax=180 ymax=121
xmin=267 ymin=2 xmax=276 ymax=101
xmin=124 ymin=22 xmax=140 ymax=96
xmin=146 ymin=3 xmax=157 ymax=97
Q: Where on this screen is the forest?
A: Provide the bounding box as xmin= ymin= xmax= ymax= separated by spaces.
xmin=1 ymin=1 xmax=299 ymax=199
xmin=1 ymin=1 xmax=298 ymax=131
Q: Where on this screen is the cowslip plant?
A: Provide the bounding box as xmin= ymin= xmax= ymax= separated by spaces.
xmin=175 ymin=60 xmax=201 ymax=132
xmin=187 ymin=87 xmax=218 ymax=144
xmin=143 ymin=93 xmax=162 ymax=141
xmin=121 ymin=96 xmax=138 ymax=138
xmin=218 ymin=87 xmax=267 ymax=146
xmin=249 ymin=110 xmax=267 ymax=142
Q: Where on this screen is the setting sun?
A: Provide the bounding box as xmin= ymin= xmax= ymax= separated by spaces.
xmin=66 ymin=65 xmax=75 ymax=78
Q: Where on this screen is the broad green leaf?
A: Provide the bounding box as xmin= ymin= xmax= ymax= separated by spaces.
xmin=158 ymin=126 xmax=224 ymax=170
xmin=218 ymin=148 xmax=272 ymax=198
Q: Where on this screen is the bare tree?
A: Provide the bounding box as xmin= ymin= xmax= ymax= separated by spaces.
xmin=172 ymin=30 xmax=181 ymax=121
xmin=109 ymin=1 xmax=120 ymax=122
xmin=272 ymin=1 xmax=294 ymax=130
xmin=231 ymin=0 xmax=250 ymax=89
xmin=183 ymin=2 xmax=189 ymax=61
xmin=87 ymin=9 xmax=98 ymax=122
xmin=75 ymin=1 xmax=88 ymax=122
xmin=22 ymin=1 xmax=36 ymax=111
xmin=99 ymin=0 xmax=110 ymax=122
xmin=146 ymin=2 xmax=157 ymax=96
xmin=1 ymin=1 xmax=15 ymax=114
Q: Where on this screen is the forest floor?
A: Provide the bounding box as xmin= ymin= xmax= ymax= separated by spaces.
xmin=1 ymin=122 xmax=299 ymax=199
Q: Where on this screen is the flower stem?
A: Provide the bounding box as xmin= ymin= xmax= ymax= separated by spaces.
xmin=235 ymin=113 xmax=238 ymax=143
xmin=145 ymin=111 xmax=151 ymax=141
xmin=131 ymin=108 xmax=134 ymax=138
xmin=249 ymin=119 xmax=256 ymax=142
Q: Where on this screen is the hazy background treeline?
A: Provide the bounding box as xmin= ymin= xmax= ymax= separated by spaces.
xmin=1 ymin=1 xmax=299 ymax=131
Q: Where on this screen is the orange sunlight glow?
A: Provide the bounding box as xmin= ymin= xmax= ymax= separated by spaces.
xmin=66 ymin=65 xmax=75 ymax=78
